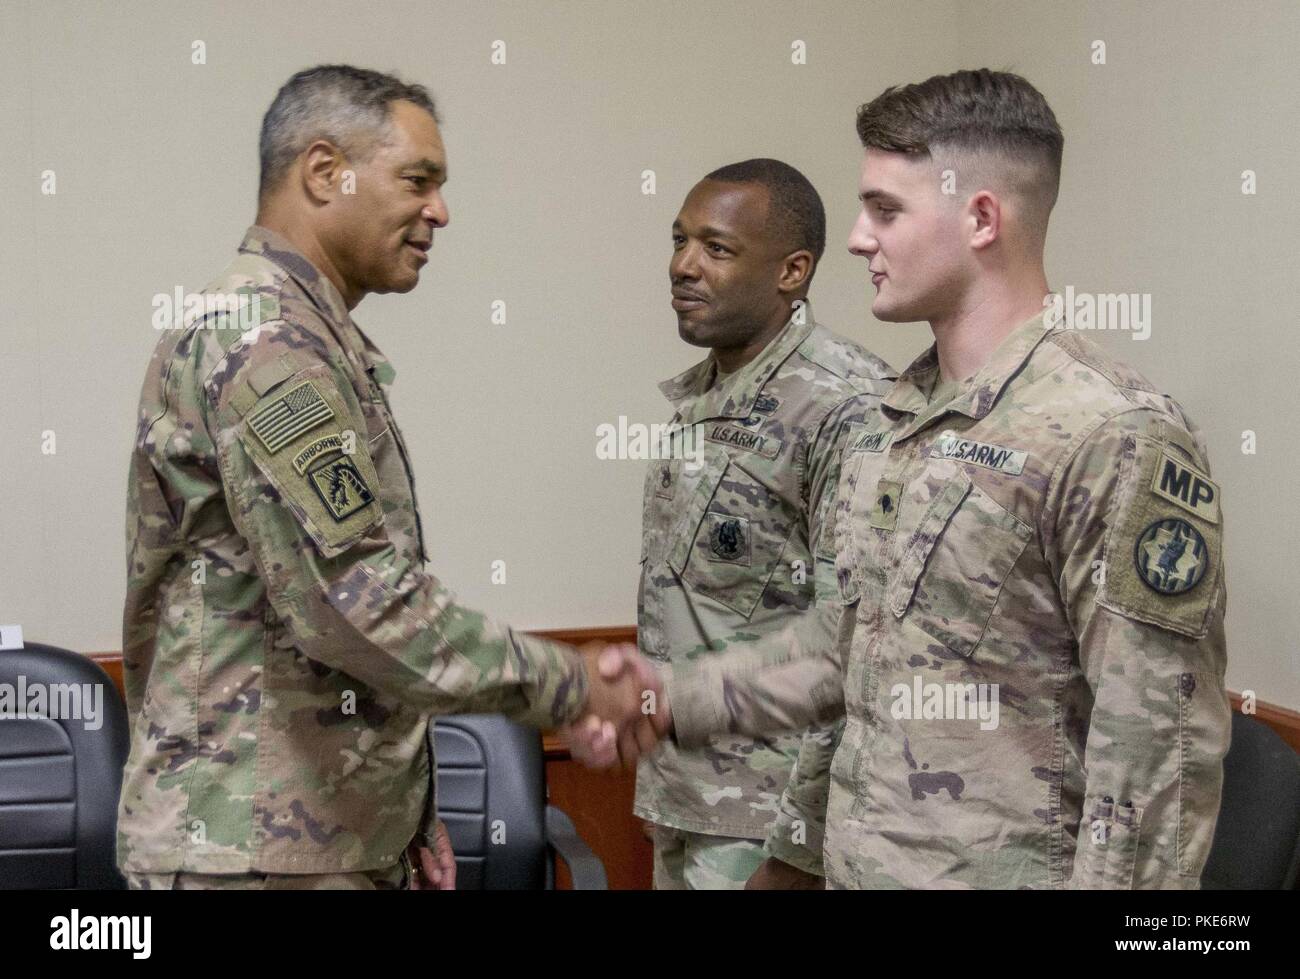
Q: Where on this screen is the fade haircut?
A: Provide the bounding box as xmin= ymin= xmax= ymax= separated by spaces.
xmin=703 ymin=158 xmax=827 ymax=287
xmin=856 ymin=69 xmax=1064 ymax=240
xmin=258 ymin=64 xmax=439 ymax=200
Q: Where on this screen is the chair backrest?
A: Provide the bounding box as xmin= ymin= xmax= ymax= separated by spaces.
xmin=432 ymin=714 xmax=550 ymax=889
xmin=0 ymin=643 xmax=129 ymax=889
xmin=1202 ymin=712 xmax=1300 ymax=889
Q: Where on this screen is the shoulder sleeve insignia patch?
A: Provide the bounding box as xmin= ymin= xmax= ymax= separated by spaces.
xmin=307 ymin=455 xmax=376 ymax=522
xmin=1134 ymin=517 xmax=1209 ymax=595
xmin=235 ymin=365 xmax=382 ymax=557
xmin=1098 ymin=433 xmax=1223 ymax=637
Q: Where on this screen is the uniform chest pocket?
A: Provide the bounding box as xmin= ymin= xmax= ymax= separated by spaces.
xmin=667 ymin=452 xmax=795 ymax=619
xmin=889 ymin=463 xmax=1032 ymax=658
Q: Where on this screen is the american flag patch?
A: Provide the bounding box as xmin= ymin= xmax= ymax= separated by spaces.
xmin=248 ymin=380 xmax=335 ymax=454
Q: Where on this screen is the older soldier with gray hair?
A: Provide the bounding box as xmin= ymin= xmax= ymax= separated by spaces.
xmin=119 ymin=64 xmax=662 ymax=890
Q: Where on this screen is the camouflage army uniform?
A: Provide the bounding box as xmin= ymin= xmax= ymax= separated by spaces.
xmin=670 ymin=312 xmax=1230 ymax=889
xmin=119 ymin=226 xmax=588 ymax=883
xmin=635 ymin=305 xmax=894 ymax=884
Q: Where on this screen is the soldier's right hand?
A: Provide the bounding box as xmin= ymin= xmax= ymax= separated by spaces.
xmin=566 ymin=642 xmax=670 ymax=771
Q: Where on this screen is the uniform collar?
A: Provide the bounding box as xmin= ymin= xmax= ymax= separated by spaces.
xmin=883 ymin=310 xmax=1054 ymax=425
xmin=658 ymin=302 xmax=816 ymax=425
xmin=238 ymin=225 xmax=394 ymax=384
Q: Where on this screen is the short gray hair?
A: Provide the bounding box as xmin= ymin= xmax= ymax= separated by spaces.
xmin=258 ymin=64 xmax=439 ymax=199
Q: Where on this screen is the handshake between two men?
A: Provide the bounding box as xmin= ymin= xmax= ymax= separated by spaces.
xmin=569 ymin=643 xmax=672 ymax=770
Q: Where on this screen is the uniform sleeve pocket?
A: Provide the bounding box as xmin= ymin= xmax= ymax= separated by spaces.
xmin=1177 ymin=671 xmax=1231 ymax=878
xmin=889 ymin=465 xmax=1032 ymax=658
xmin=1076 ymin=796 xmax=1143 ymax=888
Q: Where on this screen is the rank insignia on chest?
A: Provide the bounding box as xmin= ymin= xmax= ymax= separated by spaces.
xmin=870 ymin=479 xmax=903 ymax=531
xmin=655 ymin=462 xmax=677 ymax=499
xmin=1134 ymin=517 xmax=1208 ymax=595
xmin=705 ymin=513 xmax=750 ymax=564
xmin=308 ymin=455 xmax=376 ymax=522
xmin=248 ymin=380 xmax=335 ymax=454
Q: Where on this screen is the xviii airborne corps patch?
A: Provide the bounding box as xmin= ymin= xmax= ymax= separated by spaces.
xmin=307 ymin=455 xmax=375 ymax=522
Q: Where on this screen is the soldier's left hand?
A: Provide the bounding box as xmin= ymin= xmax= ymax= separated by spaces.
xmin=408 ymin=821 xmax=456 ymax=890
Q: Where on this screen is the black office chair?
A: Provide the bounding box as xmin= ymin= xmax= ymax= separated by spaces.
xmin=0 ymin=642 xmax=129 ymax=889
xmin=1 ymin=644 xmax=603 ymax=891
xmin=1201 ymin=711 xmax=1300 ymax=889
xmin=433 ymin=714 xmax=607 ymax=889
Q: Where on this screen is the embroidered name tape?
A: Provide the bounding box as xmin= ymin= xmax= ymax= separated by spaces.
xmin=935 ymin=434 xmax=1027 ymax=475
xmin=851 ymin=430 xmax=893 ymax=453
xmin=706 ymin=424 xmax=781 ymax=460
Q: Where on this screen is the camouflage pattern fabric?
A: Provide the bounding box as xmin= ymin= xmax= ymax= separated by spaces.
xmin=119 ymin=226 xmax=588 ymax=875
xmin=635 ymin=304 xmax=895 ymax=877
xmin=123 ymin=860 xmax=408 ymax=890
xmin=671 ymin=312 xmax=1230 ymax=889
xmin=651 ymin=825 xmax=768 ymax=890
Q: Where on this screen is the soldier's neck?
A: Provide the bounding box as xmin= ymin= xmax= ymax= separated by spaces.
xmin=710 ymin=300 xmax=799 ymax=375
xmin=254 ymin=207 xmax=364 ymax=311
xmin=930 ymin=273 xmax=1048 ymax=382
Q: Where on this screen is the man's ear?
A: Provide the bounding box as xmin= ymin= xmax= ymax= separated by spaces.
xmin=778 ymin=249 xmax=814 ymax=295
xmin=300 ymin=139 xmax=347 ymax=204
xmin=968 ymin=190 xmax=1002 ymax=250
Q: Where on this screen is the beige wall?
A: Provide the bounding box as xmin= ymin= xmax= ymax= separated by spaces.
xmin=1 ymin=0 xmax=1295 ymax=708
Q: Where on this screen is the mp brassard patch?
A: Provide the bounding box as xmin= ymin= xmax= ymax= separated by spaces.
xmin=1134 ymin=517 xmax=1209 ymax=595
xmin=308 ymin=455 xmax=376 ymax=522
xmin=1149 ymin=446 xmax=1220 ymax=524
xmin=249 ymin=380 xmax=335 ymax=454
